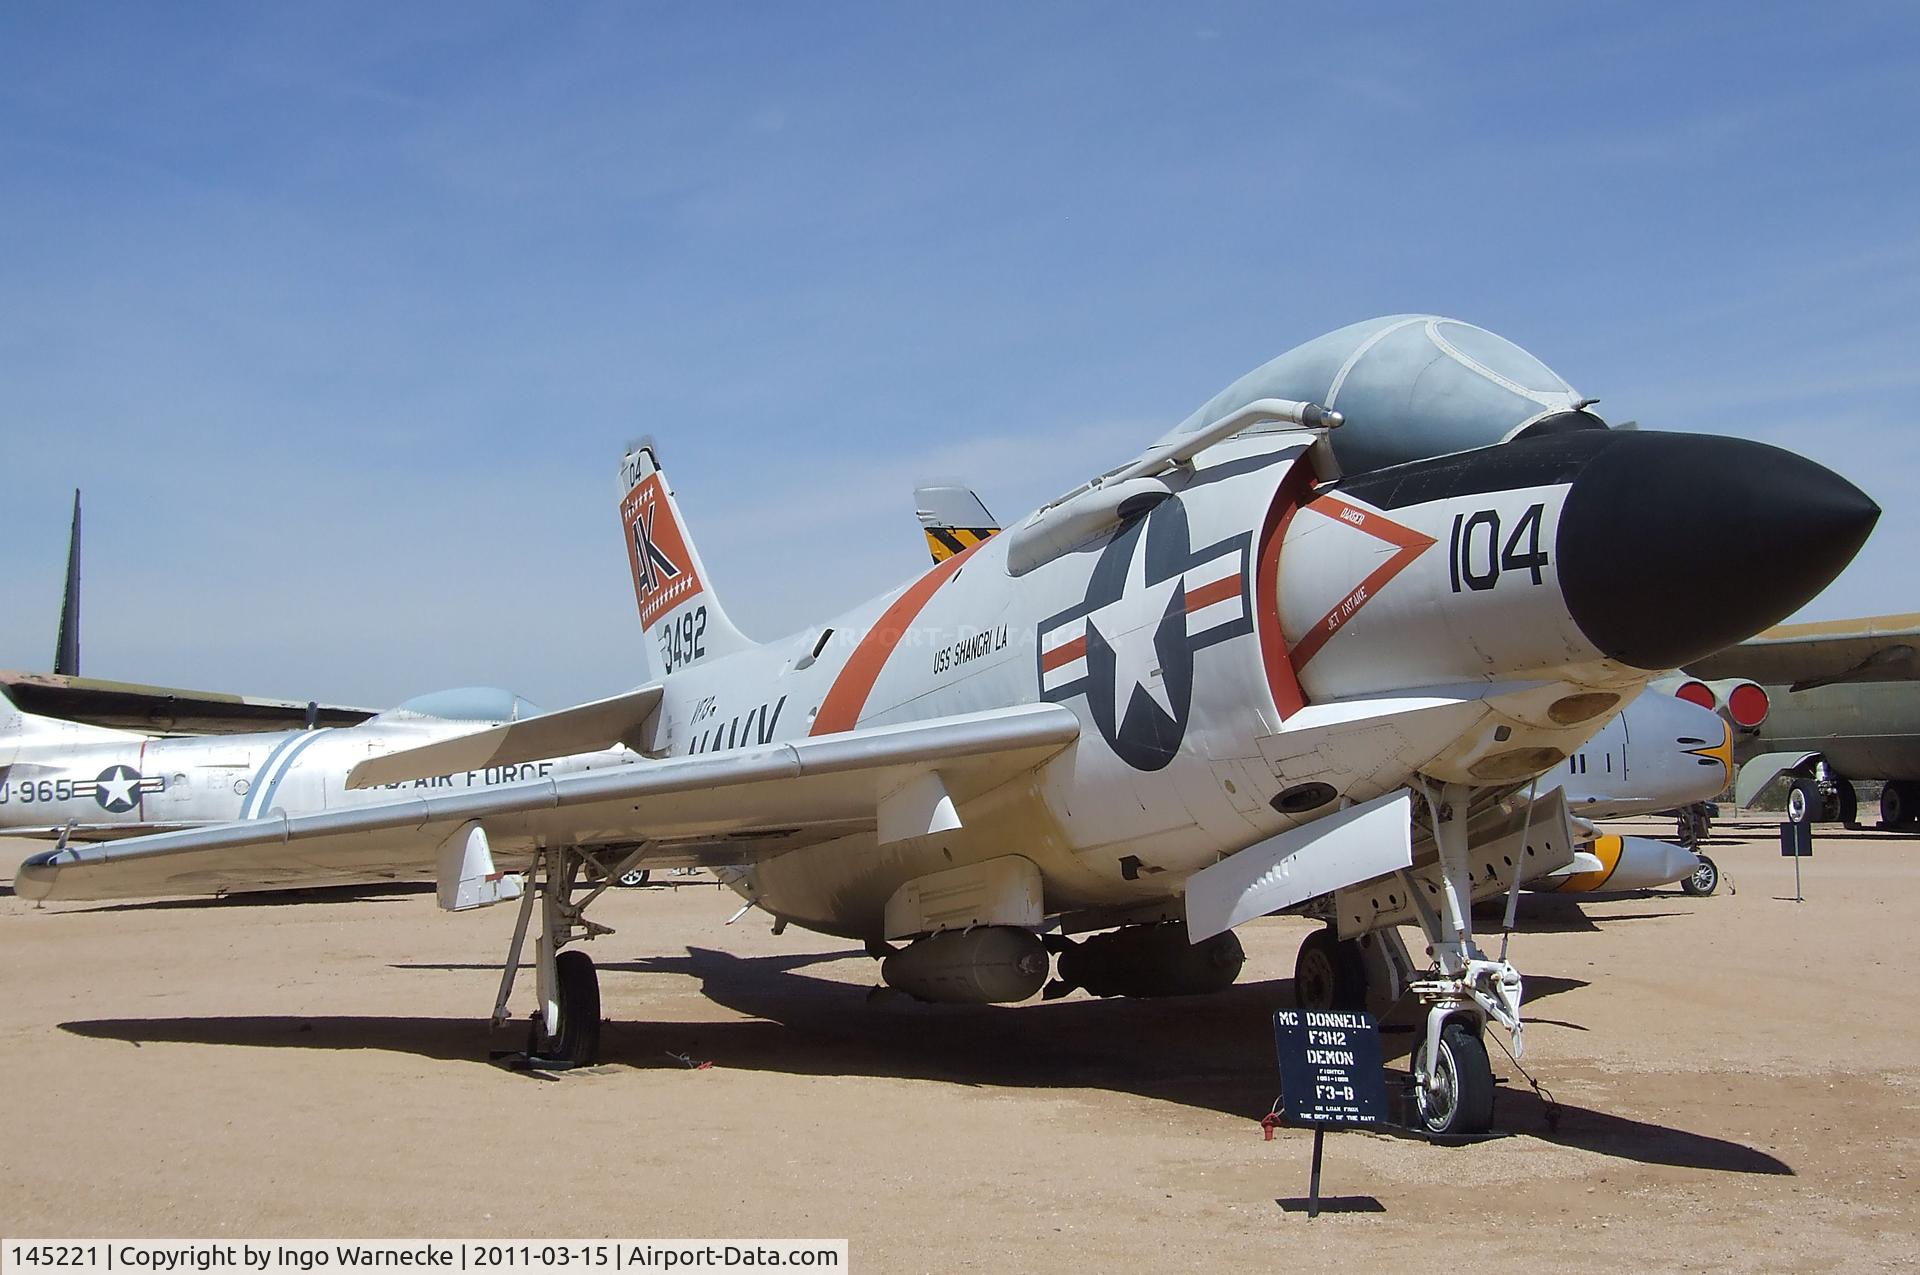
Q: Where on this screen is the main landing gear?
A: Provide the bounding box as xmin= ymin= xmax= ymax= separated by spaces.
xmin=491 ymin=844 xmax=635 ymax=1068
xmin=1292 ymin=781 xmax=1526 ymax=1138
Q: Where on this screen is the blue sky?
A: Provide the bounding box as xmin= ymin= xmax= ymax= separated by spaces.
xmin=2 ymin=3 xmax=1915 ymax=708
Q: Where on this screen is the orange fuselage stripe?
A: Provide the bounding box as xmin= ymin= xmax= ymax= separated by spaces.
xmin=810 ymin=541 xmax=983 ymax=735
xmin=1183 ymin=575 xmax=1240 ymax=612
xmin=1041 ymin=635 xmax=1087 ymax=673
xmin=1256 ymin=462 xmax=1315 ymax=721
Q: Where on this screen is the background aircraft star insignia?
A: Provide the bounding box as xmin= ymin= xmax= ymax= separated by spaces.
xmin=91 ymin=764 xmax=163 ymax=813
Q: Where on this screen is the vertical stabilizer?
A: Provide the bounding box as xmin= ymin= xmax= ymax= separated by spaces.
xmin=913 ymin=484 xmax=1000 ymax=564
xmin=55 ymin=490 xmax=81 ymax=676
xmin=618 ymin=442 xmax=756 ymax=674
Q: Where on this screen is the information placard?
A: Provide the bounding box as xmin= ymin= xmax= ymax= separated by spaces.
xmin=1272 ymin=1008 xmax=1387 ymax=1127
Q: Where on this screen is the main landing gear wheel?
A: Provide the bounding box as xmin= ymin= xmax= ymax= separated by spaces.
xmin=1785 ymin=778 xmax=1820 ymax=828
xmin=1882 ymin=781 xmax=1919 ymax=830
xmin=1294 ymin=928 xmax=1367 ymax=1013
xmin=1414 ymin=1021 xmax=1495 ymax=1137
xmin=531 ymin=949 xmax=602 ymax=1067
xmin=1681 ymin=854 xmax=1720 ymax=897
xmin=617 ymin=868 xmax=651 ymax=888
xmin=1836 ymin=781 xmax=1859 ymax=829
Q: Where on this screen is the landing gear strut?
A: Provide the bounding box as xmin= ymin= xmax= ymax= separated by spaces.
xmin=492 ymin=844 xmax=633 ymax=1068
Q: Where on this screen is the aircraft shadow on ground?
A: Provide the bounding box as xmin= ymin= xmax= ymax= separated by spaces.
xmin=1478 ymin=895 xmax=1688 ymax=935
xmin=63 ymin=945 xmax=1785 ymax=1175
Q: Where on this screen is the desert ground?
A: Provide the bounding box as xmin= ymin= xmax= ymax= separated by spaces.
xmin=2 ymin=816 xmax=1916 ymax=1273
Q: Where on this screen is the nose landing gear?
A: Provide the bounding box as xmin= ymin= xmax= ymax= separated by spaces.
xmin=1289 ymin=779 xmax=1550 ymax=1136
xmin=1397 ymin=781 xmax=1534 ymax=1137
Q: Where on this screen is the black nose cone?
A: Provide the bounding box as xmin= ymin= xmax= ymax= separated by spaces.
xmin=1556 ymin=431 xmax=1878 ymax=669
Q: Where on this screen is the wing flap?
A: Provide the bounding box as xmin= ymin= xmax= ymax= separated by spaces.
xmin=16 ymin=704 xmax=1080 ymax=902
xmin=345 ymin=684 xmax=665 ymax=789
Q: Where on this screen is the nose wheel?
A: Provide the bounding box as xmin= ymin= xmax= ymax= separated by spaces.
xmin=1412 ymin=1020 xmax=1496 ymax=1136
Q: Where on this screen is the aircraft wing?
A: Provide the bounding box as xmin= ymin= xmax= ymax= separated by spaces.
xmin=14 ymin=704 xmax=1080 ymax=902
xmin=0 ymin=670 xmax=379 ymax=735
xmin=1683 ymin=612 xmax=1920 ymax=690
xmin=345 ymin=684 xmax=665 ymax=788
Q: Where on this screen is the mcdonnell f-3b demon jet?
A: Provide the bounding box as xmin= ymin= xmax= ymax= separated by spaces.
xmin=19 ymin=315 xmax=1876 ymax=1136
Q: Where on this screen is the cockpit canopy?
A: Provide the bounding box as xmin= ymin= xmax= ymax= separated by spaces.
xmin=372 ymin=687 xmax=544 ymax=724
xmin=1160 ymin=314 xmax=1606 ymax=475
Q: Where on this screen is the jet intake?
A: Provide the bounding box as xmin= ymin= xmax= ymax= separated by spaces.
xmin=881 ymin=927 xmax=1049 ymax=1004
xmin=1047 ymin=921 xmax=1243 ymax=1000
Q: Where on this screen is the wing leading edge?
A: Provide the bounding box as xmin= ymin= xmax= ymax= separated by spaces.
xmin=15 ymin=704 xmax=1081 ymax=902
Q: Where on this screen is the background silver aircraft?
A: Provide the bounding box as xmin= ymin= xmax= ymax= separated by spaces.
xmin=1 ymin=494 xmax=657 ymax=890
xmin=0 ymin=683 xmax=651 ymax=894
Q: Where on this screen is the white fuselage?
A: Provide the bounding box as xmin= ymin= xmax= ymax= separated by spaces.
xmin=638 ymin=433 xmax=1653 ymax=939
xmin=1539 ymin=691 xmax=1732 ymax=820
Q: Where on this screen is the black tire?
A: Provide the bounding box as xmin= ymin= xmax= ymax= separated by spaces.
xmin=1785 ymin=777 xmax=1820 ymax=828
xmin=1414 ymin=1021 xmax=1495 ymax=1137
xmin=538 ymin=949 xmax=602 ymax=1067
xmin=1293 ymin=928 xmax=1367 ymax=1013
xmin=617 ymin=868 xmax=651 ymax=888
xmin=1883 ymin=782 xmax=1917 ymax=830
xmin=1681 ymin=854 xmax=1719 ymax=897
xmin=1836 ymin=781 xmax=1859 ymax=830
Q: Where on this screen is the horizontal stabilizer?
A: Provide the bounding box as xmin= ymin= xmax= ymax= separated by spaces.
xmin=347 ymin=684 xmax=665 ymax=789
